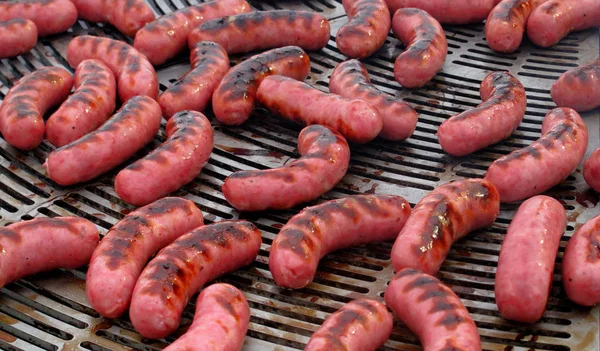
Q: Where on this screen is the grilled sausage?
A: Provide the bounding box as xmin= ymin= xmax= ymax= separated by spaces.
xmin=384 ymin=268 xmax=482 ymax=350
xmin=551 ymin=59 xmax=600 ymax=112
xmin=0 ymin=217 xmax=99 ymax=288
xmin=527 ymin=0 xmax=600 ymax=48
xmin=163 ymin=283 xmax=250 ymax=351
xmin=158 ymin=41 xmax=230 ymax=119
xmin=46 ymin=60 xmax=117 ymax=148
xmin=0 ymin=67 xmax=73 ymax=150
xmin=0 ymin=0 xmax=77 ymax=36
xmin=212 ymin=46 xmax=310 ymax=126
xmin=71 ymin=0 xmax=155 ymax=37
xmin=391 ymin=179 xmax=500 ymax=275
xmin=304 ymin=299 xmax=393 ymax=351
xmin=130 ymin=220 xmax=261 ymax=339
xmin=584 ymin=148 xmax=600 ymax=192
xmin=329 ymin=59 xmax=418 ymax=141
xmin=66 ymin=35 xmax=159 ymax=102
xmin=485 ymin=107 xmax=588 ymax=203
xmin=562 ymin=214 xmax=600 ymax=306
xmin=384 ymin=0 xmax=497 ymax=24
xmin=256 ymin=75 xmax=383 ymax=143
xmin=86 ymin=197 xmax=204 ymax=318
xmin=0 ymin=19 xmax=37 ymax=59
xmin=392 ymin=8 xmax=448 ymax=89
xmin=44 ymin=96 xmax=162 ymax=186
xmin=495 ymin=195 xmax=566 ymax=322
xmin=134 ymin=0 xmax=251 ymax=66
xmin=270 ymin=194 xmax=411 ymax=289
xmin=115 ymin=111 xmax=214 ymax=206
xmin=437 ymin=71 xmax=527 ymax=156
xmin=336 ymin=0 xmax=391 ymax=58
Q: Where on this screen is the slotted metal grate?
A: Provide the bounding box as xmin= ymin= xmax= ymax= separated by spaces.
xmin=0 ymin=0 xmax=599 ymax=350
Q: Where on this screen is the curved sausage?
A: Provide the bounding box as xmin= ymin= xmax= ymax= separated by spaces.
xmin=0 ymin=19 xmax=37 ymax=59
xmin=71 ymin=0 xmax=155 ymax=37
xmin=329 ymin=59 xmax=418 ymax=141
xmin=562 ymin=214 xmax=600 ymax=306
xmin=115 ymin=111 xmax=214 ymax=206
xmin=437 ymin=71 xmax=527 ymax=156
xmin=391 ymin=179 xmax=500 ymax=275
xmin=130 ymin=220 xmax=261 ymax=339
xmin=0 ymin=66 xmax=73 ymax=150
xmin=336 ymin=0 xmax=390 ymax=59
xmin=484 ymin=107 xmax=588 ymax=203
xmin=0 ymin=217 xmax=99 ymax=288
xmin=188 ymin=10 xmax=330 ymax=54
xmin=551 ymin=59 xmax=600 ymax=112
xmin=66 ymin=35 xmax=158 ymax=102
xmin=163 ymin=283 xmax=250 ymax=351
xmin=158 ymin=41 xmax=230 ymax=119
xmin=304 ymin=299 xmax=393 ymax=351
xmin=0 ymin=0 xmax=77 ymax=36
xmin=86 ymin=197 xmax=204 ymax=318
xmin=44 ymin=96 xmax=162 ymax=186
xmin=212 ymin=46 xmax=310 ymax=126
xmin=46 ymin=59 xmax=117 ymax=148
xmin=384 ymin=268 xmax=482 ymax=350
xmin=485 ymin=0 xmax=549 ymax=53
xmin=584 ymin=148 xmax=600 ymax=192
xmin=527 ymin=0 xmax=600 ymax=48
xmin=134 ymin=0 xmax=251 ymax=66
xmin=384 ymin=0 xmax=497 ymax=24
xmin=270 ymin=194 xmax=411 ymax=289
xmin=392 ymin=8 xmax=448 ymax=89
xmin=256 ymin=75 xmax=383 ymax=143
xmin=495 ymin=195 xmax=566 ymax=322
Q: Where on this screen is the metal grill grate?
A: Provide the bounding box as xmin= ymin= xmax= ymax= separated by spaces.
xmin=0 ymin=0 xmax=599 ymax=350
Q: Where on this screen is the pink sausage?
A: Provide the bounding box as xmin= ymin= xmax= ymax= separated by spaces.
xmin=551 ymin=59 xmax=600 ymax=113
xmin=384 ymin=0 xmax=497 ymax=24
xmin=0 ymin=217 xmax=99 ymax=288
xmin=495 ymin=195 xmax=566 ymax=322
xmin=0 ymin=0 xmax=77 ymax=36
xmin=46 ymin=59 xmax=117 ymax=147
xmin=0 ymin=67 xmax=73 ymax=150
xmin=44 ymin=96 xmax=162 ymax=186
xmin=71 ymin=0 xmax=155 ymax=37
xmin=270 ymin=194 xmax=411 ymax=289
xmin=336 ymin=0 xmax=391 ymax=58
xmin=0 ymin=19 xmax=37 ymax=59
xmin=86 ymin=197 xmax=204 ymax=318
xmin=115 ymin=111 xmax=214 ymax=206
xmin=584 ymin=148 xmax=600 ymax=192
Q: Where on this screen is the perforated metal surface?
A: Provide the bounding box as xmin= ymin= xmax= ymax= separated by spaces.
xmin=0 ymin=1 xmax=599 ymax=350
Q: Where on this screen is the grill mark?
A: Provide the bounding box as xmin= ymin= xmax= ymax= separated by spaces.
xmin=399 ymin=9 xmax=443 ymax=60
xmin=0 ymin=218 xmax=80 ymax=244
xmin=198 ymin=10 xmax=317 ymax=33
xmin=166 ymin=42 xmax=228 ymax=95
xmin=143 ymin=1 xmax=224 ymax=32
xmin=412 ymin=195 xmax=456 ymax=257
xmin=215 ymin=289 xmax=244 ymax=322
xmin=491 ymin=0 xmax=531 ymax=22
xmin=588 ymin=233 xmax=600 ymax=262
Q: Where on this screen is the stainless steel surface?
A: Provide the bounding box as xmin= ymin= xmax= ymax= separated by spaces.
xmin=0 ymin=1 xmax=599 ymax=350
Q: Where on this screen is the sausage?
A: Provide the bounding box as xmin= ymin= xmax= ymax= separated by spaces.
xmin=115 ymin=111 xmax=214 ymax=207
xmin=66 ymin=35 xmax=159 ymax=102
xmin=485 ymin=0 xmax=549 ymax=53
xmin=304 ymin=299 xmax=393 ymax=351
xmin=329 ymin=59 xmax=418 ymax=141
xmin=44 ymin=96 xmax=162 ymax=186
xmin=526 ymin=0 xmax=600 ymax=48
xmin=86 ymin=197 xmax=204 ymax=318
xmin=392 ymin=8 xmax=448 ymax=89
xmin=223 ymin=125 xmax=350 ymax=212
xmin=129 ymin=220 xmax=261 ymax=339
xmin=0 ymin=19 xmax=37 ymax=59
xmin=584 ymin=148 xmax=600 ymax=192
xmin=0 ymin=217 xmax=99 ymax=288
xmin=562 ymin=214 xmax=600 ymax=306
xmin=391 ymin=179 xmax=500 ymax=275
xmin=384 ymin=268 xmax=482 ymax=350
xmin=256 ymin=75 xmax=383 ymax=143
xmin=336 ymin=0 xmax=391 ymax=58
xmin=384 ymin=0 xmax=497 ymax=24
xmin=495 ymin=195 xmax=566 ymax=322
xmin=437 ymin=71 xmax=527 ymax=156
xmin=270 ymin=194 xmax=411 ymax=289
xmin=0 ymin=0 xmax=77 ymax=36
xmin=551 ymin=59 xmax=600 ymax=112
xmin=46 ymin=59 xmax=117 ymax=148
xmin=212 ymin=46 xmax=310 ymax=126
xmin=163 ymin=283 xmax=250 ymax=351
xmin=188 ymin=10 xmax=330 ymax=55
xmin=71 ymin=0 xmax=155 ymax=37
xmin=0 ymin=67 xmax=73 ymax=151
xmin=134 ymin=0 xmax=251 ymax=66
xmin=158 ymin=41 xmax=230 ymax=119
xmin=484 ymin=107 xmax=588 ymax=203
